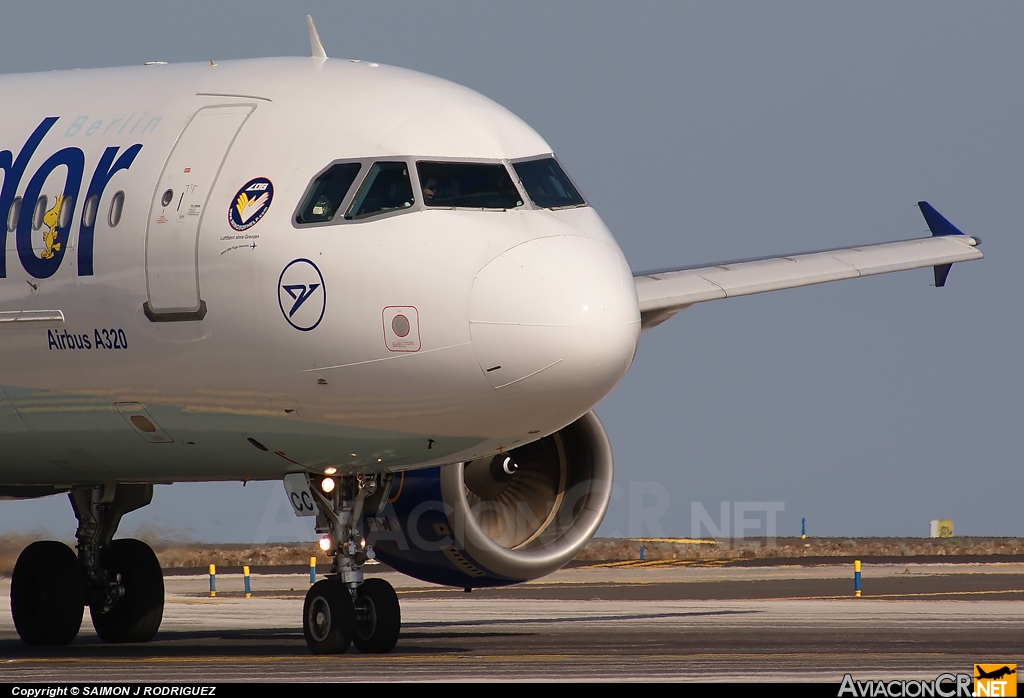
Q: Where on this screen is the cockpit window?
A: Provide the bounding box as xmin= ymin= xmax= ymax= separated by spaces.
xmin=512 ymin=157 xmax=585 ymax=209
xmin=346 ymin=162 xmax=415 ymax=220
xmin=296 ymin=162 xmax=362 ymax=224
xmin=416 ymin=162 xmax=523 ymax=209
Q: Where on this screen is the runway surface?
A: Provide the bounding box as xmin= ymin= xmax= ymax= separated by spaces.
xmin=2 ymin=562 xmax=1022 ymax=682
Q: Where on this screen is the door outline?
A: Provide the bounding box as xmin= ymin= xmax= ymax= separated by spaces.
xmin=143 ymin=103 xmax=256 ymax=322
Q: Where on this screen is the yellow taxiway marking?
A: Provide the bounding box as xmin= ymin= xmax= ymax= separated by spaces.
xmin=2 ymin=650 xmax=954 ymax=665
xmin=823 ymin=589 xmax=1024 ymax=599
xmin=167 ymin=585 xmax=1024 ymax=600
xmin=747 ymin=589 xmax=1024 ymax=601
xmin=631 ymin=538 xmax=719 ymax=545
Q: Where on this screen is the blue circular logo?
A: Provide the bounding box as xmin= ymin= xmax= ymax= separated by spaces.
xmin=278 ymin=259 xmax=326 ymax=331
xmin=229 ymin=177 xmax=274 ymax=231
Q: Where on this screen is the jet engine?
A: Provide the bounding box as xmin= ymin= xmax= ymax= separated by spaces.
xmin=365 ymin=411 xmax=613 ymax=588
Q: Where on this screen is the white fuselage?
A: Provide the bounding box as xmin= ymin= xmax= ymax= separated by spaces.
xmin=0 ymin=57 xmax=640 ymax=486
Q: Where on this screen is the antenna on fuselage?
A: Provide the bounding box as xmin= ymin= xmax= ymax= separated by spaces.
xmin=307 ymin=15 xmax=327 ymax=59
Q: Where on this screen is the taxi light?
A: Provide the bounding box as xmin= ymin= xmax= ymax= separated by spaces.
xmin=324 ymin=467 xmax=337 ymax=475
xmin=320 ymin=477 xmax=335 ymax=493
xmin=318 ymin=536 xmax=332 ymax=552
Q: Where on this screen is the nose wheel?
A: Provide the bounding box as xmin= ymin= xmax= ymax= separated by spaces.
xmin=303 ymin=579 xmax=356 ymax=654
xmin=353 ymin=578 xmax=401 ymax=654
xmin=302 ymin=577 xmax=401 ymax=654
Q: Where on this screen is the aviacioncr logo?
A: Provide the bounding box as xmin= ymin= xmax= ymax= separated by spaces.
xmin=278 ymin=258 xmax=326 ymax=331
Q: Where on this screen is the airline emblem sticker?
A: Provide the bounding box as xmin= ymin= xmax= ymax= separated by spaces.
xmin=278 ymin=258 xmax=326 ymax=331
xmin=229 ymin=177 xmax=274 ymax=231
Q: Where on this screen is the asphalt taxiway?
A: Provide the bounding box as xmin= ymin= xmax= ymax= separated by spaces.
xmin=2 ymin=562 xmax=1022 ymax=682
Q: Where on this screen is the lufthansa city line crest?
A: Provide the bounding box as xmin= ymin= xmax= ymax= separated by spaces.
xmin=229 ymin=177 xmax=273 ymax=231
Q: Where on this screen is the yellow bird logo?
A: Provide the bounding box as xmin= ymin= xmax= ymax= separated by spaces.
xmin=41 ymin=194 xmax=64 ymax=260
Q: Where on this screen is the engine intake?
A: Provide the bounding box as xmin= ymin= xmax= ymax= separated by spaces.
xmin=366 ymin=411 xmax=613 ymax=587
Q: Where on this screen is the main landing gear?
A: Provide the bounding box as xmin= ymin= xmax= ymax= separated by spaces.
xmin=304 ymin=474 xmax=401 ymax=654
xmin=10 ymin=483 xmax=164 ymax=646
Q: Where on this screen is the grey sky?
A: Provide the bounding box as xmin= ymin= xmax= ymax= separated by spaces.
xmin=0 ymin=1 xmax=1018 ymax=542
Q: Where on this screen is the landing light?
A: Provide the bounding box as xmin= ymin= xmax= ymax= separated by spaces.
xmin=320 ymin=477 xmax=335 ymax=493
xmin=318 ymin=536 xmax=332 ymax=552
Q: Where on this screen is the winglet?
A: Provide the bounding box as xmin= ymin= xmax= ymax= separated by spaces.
xmin=917 ymin=201 xmax=965 ymax=237
xmin=307 ymin=15 xmax=327 ymax=59
xmin=917 ymin=201 xmax=970 ymax=288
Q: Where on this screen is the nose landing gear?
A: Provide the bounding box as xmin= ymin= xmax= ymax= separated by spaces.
xmin=303 ymin=473 xmax=401 ymax=654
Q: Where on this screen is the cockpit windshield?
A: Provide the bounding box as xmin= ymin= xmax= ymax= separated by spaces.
xmin=512 ymin=157 xmax=585 ymax=209
xmin=296 ymin=162 xmax=362 ymax=223
xmin=416 ymin=162 xmax=523 ymax=209
xmin=346 ymin=162 xmax=415 ymax=220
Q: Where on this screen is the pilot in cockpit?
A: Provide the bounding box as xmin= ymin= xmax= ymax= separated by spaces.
xmin=422 ymin=177 xmax=439 ymax=204
xmin=422 ymin=175 xmax=460 ymax=205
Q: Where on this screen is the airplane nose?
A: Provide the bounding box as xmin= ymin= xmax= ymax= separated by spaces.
xmin=469 ymin=235 xmax=640 ymax=424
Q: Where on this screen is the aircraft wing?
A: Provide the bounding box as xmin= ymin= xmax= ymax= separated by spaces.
xmin=634 ymin=201 xmax=983 ymax=330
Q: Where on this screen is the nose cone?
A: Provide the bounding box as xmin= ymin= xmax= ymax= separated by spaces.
xmin=470 ymin=235 xmax=640 ymax=427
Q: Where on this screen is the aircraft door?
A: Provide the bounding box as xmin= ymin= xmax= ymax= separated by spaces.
xmin=144 ymin=104 xmax=255 ymax=321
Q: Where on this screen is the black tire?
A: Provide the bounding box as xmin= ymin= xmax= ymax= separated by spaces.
xmin=90 ymin=538 xmax=164 ymax=643
xmin=352 ymin=577 xmax=401 ymax=654
xmin=303 ymin=579 xmax=356 ymax=654
xmin=10 ymin=540 xmax=85 ymax=646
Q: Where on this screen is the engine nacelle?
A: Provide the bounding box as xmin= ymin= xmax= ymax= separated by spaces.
xmin=365 ymin=411 xmax=613 ymax=587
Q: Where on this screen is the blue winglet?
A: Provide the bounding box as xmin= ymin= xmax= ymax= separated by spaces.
xmin=917 ymin=201 xmax=966 ymax=237
xmin=917 ymin=201 xmax=968 ymax=287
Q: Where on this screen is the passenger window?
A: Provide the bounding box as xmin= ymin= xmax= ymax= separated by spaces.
xmin=108 ymin=191 xmax=125 ymax=227
xmin=297 ymin=162 xmax=362 ymax=224
xmin=417 ymin=162 xmax=523 ymax=209
xmin=32 ymin=195 xmax=48 ymax=231
xmin=512 ymin=157 xmax=586 ymax=209
xmin=346 ymin=162 xmax=414 ymax=220
xmin=83 ymin=194 xmax=99 ymax=229
xmin=58 ymin=196 xmax=74 ymax=228
xmin=6 ymin=197 xmax=21 ymax=233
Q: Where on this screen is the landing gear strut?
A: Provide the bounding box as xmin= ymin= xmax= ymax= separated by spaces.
xmin=9 ymin=483 xmax=163 ymax=646
xmin=303 ymin=473 xmax=401 ymax=654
